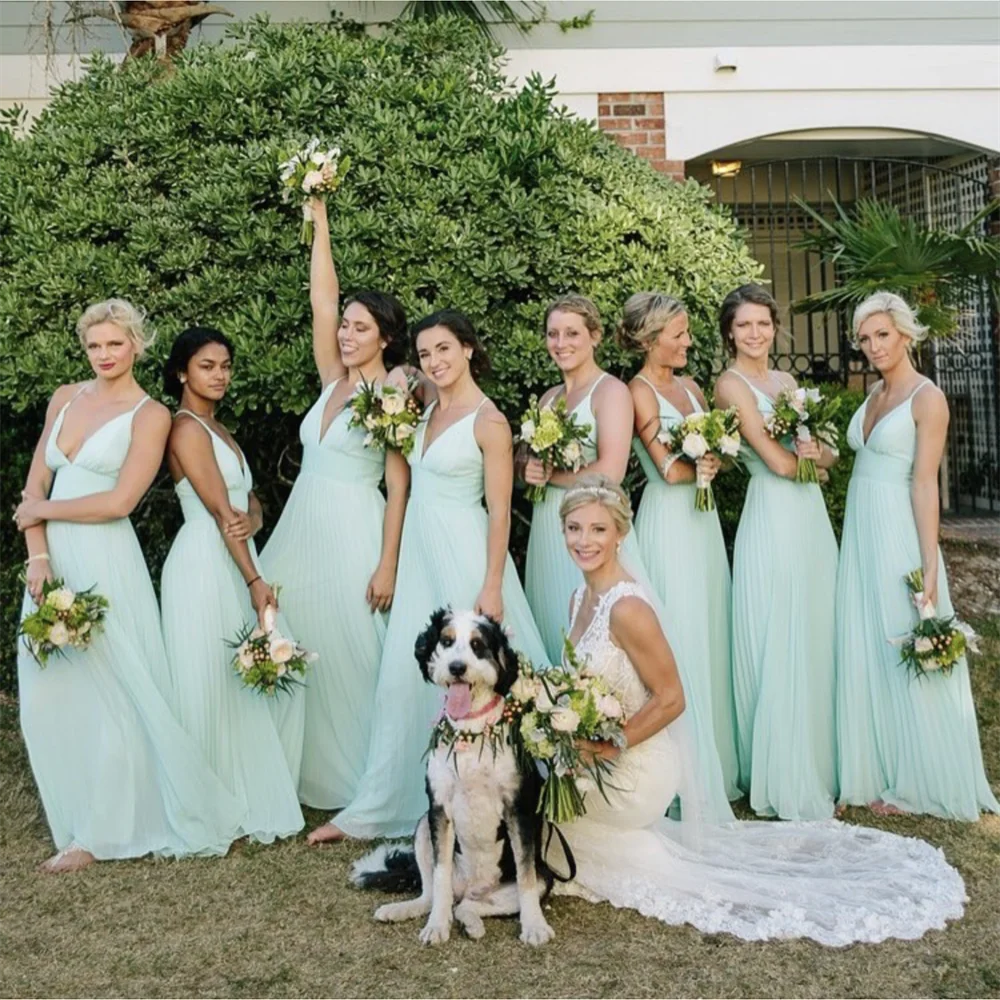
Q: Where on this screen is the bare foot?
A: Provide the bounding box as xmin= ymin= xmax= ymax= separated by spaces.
xmin=834 ymin=803 xmax=848 ymax=818
xmin=869 ymin=799 xmax=907 ymax=817
xmin=306 ymin=822 xmax=347 ymax=845
xmin=39 ymin=846 xmax=95 ymax=873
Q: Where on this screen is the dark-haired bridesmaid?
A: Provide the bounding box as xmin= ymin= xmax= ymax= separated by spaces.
xmin=325 ymin=309 xmax=549 ymax=841
xmin=259 ymin=197 xmax=410 ymax=843
xmin=160 ymin=326 xmax=303 ymax=844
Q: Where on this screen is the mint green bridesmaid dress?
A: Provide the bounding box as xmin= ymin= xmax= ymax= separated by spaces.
xmin=334 ymin=401 xmax=550 ymax=839
xmin=632 ymin=376 xmax=740 ymax=801
xmin=729 ymin=371 xmax=839 ymax=820
xmin=836 ymin=381 xmax=998 ymax=819
xmin=525 ymin=374 xmax=734 ymax=823
xmin=17 ymin=392 xmax=243 ymax=859
xmin=525 ymin=375 xmax=604 ymax=662
xmin=160 ymin=412 xmax=303 ymax=843
xmin=260 ymin=378 xmax=388 ymax=810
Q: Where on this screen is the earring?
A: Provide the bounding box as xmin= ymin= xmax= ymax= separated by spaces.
xmin=179 ymin=375 xmax=187 ymax=384
xmin=616 ymin=541 xmax=622 ymax=553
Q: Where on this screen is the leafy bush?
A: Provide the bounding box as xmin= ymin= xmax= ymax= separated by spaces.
xmin=0 ymin=15 xmax=762 ymax=691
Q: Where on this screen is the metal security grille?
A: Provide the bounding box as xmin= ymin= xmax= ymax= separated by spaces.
xmin=709 ymin=155 xmax=999 ymax=514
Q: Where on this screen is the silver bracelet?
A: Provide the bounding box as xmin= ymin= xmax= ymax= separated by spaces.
xmin=25 ymin=553 xmax=50 ymax=565
xmin=660 ymin=454 xmax=680 ymax=480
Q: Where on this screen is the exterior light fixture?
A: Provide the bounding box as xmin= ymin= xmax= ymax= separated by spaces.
xmin=711 ymin=160 xmax=742 ymax=177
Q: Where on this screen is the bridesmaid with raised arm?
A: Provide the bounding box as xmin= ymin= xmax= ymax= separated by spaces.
xmin=14 ymin=300 xmax=242 ymax=872
xmin=619 ymin=292 xmax=740 ymax=801
xmin=714 ymin=284 xmax=840 ymax=820
xmin=523 ymin=294 xmax=634 ymax=663
xmin=259 ymin=197 xmax=410 ymax=844
xmin=524 ymin=294 xmax=733 ymax=824
xmin=836 ymin=291 xmax=998 ymax=819
xmin=325 ymin=310 xmax=549 ymax=841
xmin=159 ymin=327 xmax=303 ymax=844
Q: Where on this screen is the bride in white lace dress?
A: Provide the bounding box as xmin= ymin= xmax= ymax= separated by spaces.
xmin=551 ymin=475 xmax=966 ymax=946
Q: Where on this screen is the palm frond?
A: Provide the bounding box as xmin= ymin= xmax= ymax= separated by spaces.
xmin=400 ymin=0 xmax=545 ymax=36
xmin=791 ymin=195 xmax=1000 ymax=337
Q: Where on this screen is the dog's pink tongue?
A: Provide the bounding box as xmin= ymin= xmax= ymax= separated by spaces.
xmin=446 ymin=682 xmax=472 ymax=719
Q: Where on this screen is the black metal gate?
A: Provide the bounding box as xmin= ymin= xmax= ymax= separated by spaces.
xmin=709 ymin=155 xmax=999 ymax=514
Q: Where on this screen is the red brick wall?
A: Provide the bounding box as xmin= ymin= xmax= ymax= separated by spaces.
xmin=596 ymin=92 xmax=684 ymax=180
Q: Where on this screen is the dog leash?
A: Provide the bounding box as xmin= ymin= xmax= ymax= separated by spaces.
xmin=542 ymin=821 xmax=577 ymax=883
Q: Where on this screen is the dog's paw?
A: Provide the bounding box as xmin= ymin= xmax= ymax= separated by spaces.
xmin=419 ymin=918 xmax=451 ymax=945
xmin=519 ymin=917 xmax=555 ymax=946
xmin=458 ymin=913 xmax=486 ymax=940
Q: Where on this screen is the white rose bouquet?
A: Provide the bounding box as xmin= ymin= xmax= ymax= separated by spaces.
xmin=18 ymin=577 xmax=109 ymax=667
xmin=657 ymin=406 xmax=741 ymax=512
xmin=509 ymin=641 xmax=626 ymax=824
xmin=346 ymin=378 xmax=423 ymax=457
xmin=517 ymin=395 xmax=593 ymax=503
xmin=278 ymin=137 xmax=351 ymax=244
xmin=229 ymin=601 xmax=316 ymax=696
xmin=890 ymin=567 xmax=978 ymax=678
xmin=762 ymin=386 xmax=841 ymax=484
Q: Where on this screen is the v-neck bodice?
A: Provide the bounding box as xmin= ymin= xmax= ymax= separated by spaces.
xmin=728 ymin=369 xmax=791 ymax=477
xmin=298 ymin=379 xmax=385 ymax=486
xmin=173 ymin=411 xmax=253 ymax=520
xmin=556 ymin=373 xmax=603 ymax=468
xmin=847 ymin=381 xmax=930 ymax=487
xmin=409 ymin=400 xmax=486 ymax=508
xmin=632 ymin=375 xmax=702 ymax=484
xmin=46 ymin=391 xmax=150 ymax=499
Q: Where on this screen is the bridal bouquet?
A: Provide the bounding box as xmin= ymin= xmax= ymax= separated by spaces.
xmin=18 ymin=578 xmax=109 ymax=666
xmin=278 ymin=138 xmax=351 ymax=244
xmin=509 ymin=640 xmax=626 ymax=823
xmin=346 ymin=378 xmax=422 ymax=457
xmin=229 ymin=603 xmax=316 ymax=696
xmin=657 ymin=407 xmax=741 ymax=512
xmin=763 ymin=386 xmax=841 ymax=484
xmin=891 ymin=568 xmax=978 ymax=678
xmin=518 ymin=395 xmax=593 ymax=503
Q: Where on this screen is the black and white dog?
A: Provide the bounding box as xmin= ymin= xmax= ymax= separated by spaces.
xmin=351 ymin=608 xmax=556 ymax=946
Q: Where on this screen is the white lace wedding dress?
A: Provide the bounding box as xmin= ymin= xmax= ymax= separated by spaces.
xmin=552 ymin=581 xmax=967 ymax=946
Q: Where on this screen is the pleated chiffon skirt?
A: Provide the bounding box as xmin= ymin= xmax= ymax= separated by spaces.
xmin=835 ymin=470 xmax=999 ymax=819
xmin=260 ymin=471 xmax=388 ymax=810
xmin=731 ymin=471 xmax=839 ymax=820
xmin=18 ymin=514 xmax=244 ymax=859
xmin=635 ymin=479 xmax=740 ymax=801
xmin=161 ymin=519 xmax=304 ymax=843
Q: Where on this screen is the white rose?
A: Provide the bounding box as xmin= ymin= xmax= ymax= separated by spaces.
xmin=681 ymin=432 xmax=708 ymax=460
xmin=718 ymin=433 xmax=741 ymax=457
xmin=561 ymin=439 xmax=583 ymax=466
xmin=805 ymin=387 xmax=822 ymax=403
xmin=395 ymin=422 xmax=415 ymax=440
xmin=510 ymin=675 xmax=538 ymax=704
xmin=269 ymin=635 xmax=296 ymax=664
xmin=381 ymin=392 xmax=405 ymax=416
xmin=48 ymin=621 xmax=70 ymax=647
xmin=596 ymin=693 xmax=623 ymax=719
xmin=550 ymin=706 xmax=581 ymax=733
xmin=520 ymin=419 xmax=536 ymax=441
xmin=914 ymin=636 xmax=933 ymax=654
xmin=535 ymin=687 xmax=555 ymax=713
xmin=302 ymin=169 xmax=324 ymax=193
xmin=47 ymin=587 xmax=75 ymax=612
xmin=310 ymin=151 xmax=327 ymax=166
xmin=238 ymin=644 xmax=255 ymax=671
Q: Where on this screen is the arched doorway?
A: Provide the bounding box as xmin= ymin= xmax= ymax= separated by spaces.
xmin=689 ymin=151 xmax=999 ymax=515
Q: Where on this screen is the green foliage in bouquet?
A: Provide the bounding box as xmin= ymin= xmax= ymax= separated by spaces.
xmin=18 ymin=578 xmax=109 ymax=667
xmin=0 ymin=14 xmax=759 ymax=692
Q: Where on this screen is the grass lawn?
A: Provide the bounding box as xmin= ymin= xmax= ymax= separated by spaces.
xmin=2 ymin=542 xmax=998 ymax=999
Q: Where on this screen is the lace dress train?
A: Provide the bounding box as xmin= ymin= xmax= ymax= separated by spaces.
xmin=552 ymin=582 xmax=966 ymax=946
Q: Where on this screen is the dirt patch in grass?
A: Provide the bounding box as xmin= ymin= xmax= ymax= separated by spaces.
xmin=2 ymin=547 xmax=999 ymax=999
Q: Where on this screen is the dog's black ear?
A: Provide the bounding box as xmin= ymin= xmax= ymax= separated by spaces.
xmin=481 ymin=615 xmax=520 ymax=696
xmin=414 ymin=607 xmax=450 ymax=683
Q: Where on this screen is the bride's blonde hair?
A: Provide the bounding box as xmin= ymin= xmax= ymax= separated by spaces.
xmin=559 ymin=473 xmax=633 ymax=536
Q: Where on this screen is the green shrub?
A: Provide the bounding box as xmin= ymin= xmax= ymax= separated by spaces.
xmin=0 ymin=15 xmax=763 ymax=692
